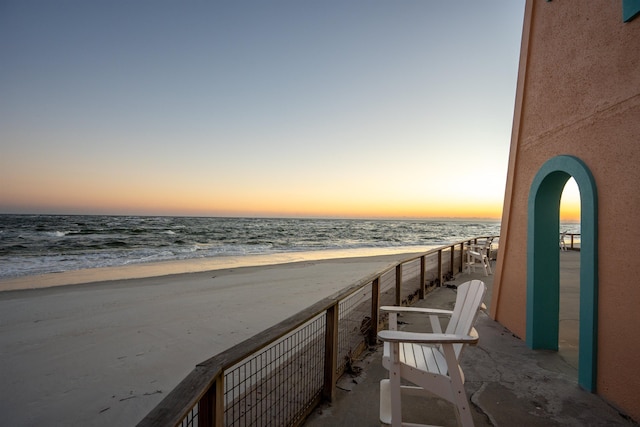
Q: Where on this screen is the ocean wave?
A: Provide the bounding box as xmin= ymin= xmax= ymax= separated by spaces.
xmin=0 ymin=214 xmax=508 ymax=280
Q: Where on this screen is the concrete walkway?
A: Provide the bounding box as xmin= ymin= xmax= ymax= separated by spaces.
xmin=305 ymin=251 xmax=636 ymax=426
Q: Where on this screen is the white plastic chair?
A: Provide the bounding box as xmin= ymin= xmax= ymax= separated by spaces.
xmin=560 ymin=231 xmax=568 ymax=251
xmin=378 ymin=280 xmax=487 ymax=427
xmin=465 ymin=240 xmax=492 ymax=276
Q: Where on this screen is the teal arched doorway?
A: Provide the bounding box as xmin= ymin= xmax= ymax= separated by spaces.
xmin=526 ymin=155 xmax=598 ymax=392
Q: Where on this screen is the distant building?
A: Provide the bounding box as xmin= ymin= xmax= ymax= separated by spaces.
xmin=491 ymin=0 xmax=640 ymax=421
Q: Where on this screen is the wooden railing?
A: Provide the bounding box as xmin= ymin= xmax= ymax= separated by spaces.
xmin=562 ymin=232 xmax=581 ymax=250
xmin=137 ymin=236 xmax=498 ymax=427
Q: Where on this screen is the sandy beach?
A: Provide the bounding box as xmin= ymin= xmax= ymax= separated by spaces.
xmin=0 ymin=249 xmax=425 ymax=426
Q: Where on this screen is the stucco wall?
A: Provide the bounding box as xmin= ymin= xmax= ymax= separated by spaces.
xmin=492 ymin=0 xmax=640 ymax=420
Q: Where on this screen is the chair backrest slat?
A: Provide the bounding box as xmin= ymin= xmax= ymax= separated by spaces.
xmin=444 ymin=280 xmax=486 ymax=357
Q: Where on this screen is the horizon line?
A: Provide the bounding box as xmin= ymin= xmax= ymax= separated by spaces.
xmin=0 ymin=210 xmax=506 ymax=221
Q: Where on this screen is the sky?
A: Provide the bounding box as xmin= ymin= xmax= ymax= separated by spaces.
xmin=2 ymin=0 xmax=579 ymax=220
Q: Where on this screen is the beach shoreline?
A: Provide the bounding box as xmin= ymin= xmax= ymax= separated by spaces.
xmin=0 ymin=249 xmax=431 ymax=426
xmin=0 ymin=246 xmax=436 ymax=292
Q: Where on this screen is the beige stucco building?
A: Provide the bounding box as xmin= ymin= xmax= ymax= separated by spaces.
xmin=491 ymin=0 xmax=640 ymax=421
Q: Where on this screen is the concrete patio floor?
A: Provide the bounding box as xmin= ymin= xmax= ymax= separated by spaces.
xmin=304 ymin=250 xmax=637 ymax=426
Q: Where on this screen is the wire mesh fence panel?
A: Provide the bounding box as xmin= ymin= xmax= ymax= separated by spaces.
xmin=399 ymin=258 xmax=421 ymax=304
xmin=379 ymin=268 xmax=397 ymax=308
xmin=441 ymin=247 xmax=452 ymax=279
xmin=224 ymin=315 xmax=326 ymax=427
xmin=423 ymin=252 xmax=440 ymax=285
xmin=179 ymin=406 xmax=198 ymax=427
xmin=453 ymin=246 xmax=464 ymax=273
xmin=337 ymin=284 xmax=373 ymax=374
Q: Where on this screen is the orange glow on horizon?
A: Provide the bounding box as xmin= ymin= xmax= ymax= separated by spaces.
xmin=560 ymin=178 xmax=581 ymax=221
xmin=0 ymin=195 xmax=504 ymax=220
xmin=560 ymin=204 xmax=580 ymax=221
xmin=1 ymin=173 xmax=504 ymax=219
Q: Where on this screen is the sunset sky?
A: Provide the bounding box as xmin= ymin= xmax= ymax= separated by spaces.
xmin=0 ymin=1 xmax=578 ymax=219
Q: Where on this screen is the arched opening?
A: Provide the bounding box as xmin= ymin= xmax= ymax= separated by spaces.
xmin=559 ymin=177 xmax=580 ymax=373
xmin=526 ymin=155 xmax=598 ymax=392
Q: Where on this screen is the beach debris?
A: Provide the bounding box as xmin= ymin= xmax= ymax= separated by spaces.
xmin=359 ymin=316 xmax=371 ymax=335
xmin=344 ymin=351 xmax=363 ymax=376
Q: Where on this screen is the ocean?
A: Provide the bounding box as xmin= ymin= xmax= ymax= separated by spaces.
xmin=0 ymin=215 xmax=576 ymax=280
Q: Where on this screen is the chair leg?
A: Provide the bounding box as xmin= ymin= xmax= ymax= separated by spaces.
xmin=389 ymin=348 xmax=403 ymax=427
xmin=484 ymin=256 xmax=492 ymax=275
xmin=466 ymin=252 xmax=477 ymax=275
xmin=480 ymin=257 xmax=488 ymax=276
xmin=443 ymin=345 xmax=475 ymax=427
xmin=379 ymin=379 xmax=392 ymax=425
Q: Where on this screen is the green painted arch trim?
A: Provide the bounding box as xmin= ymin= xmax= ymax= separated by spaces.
xmin=526 ymin=155 xmax=598 ymax=392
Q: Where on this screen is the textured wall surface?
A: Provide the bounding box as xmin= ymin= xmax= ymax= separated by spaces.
xmin=492 ymin=0 xmax=640 ymax=420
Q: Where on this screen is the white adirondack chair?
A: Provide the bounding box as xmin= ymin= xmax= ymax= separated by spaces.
xmin=465 ymin=240 xmax=492 ymax=276
xmin=560 ymin=231 xmax=568 ymax=251
xmin=378 ymin=280 xmax=487 ymax=427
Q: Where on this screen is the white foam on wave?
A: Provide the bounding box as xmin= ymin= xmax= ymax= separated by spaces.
xmin=46 ymin=230 xmax=70 ymax=237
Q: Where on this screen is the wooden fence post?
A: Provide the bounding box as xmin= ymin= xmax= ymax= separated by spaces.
xmin=214 ymin=373 xmax=224 ymax=427
xmin=323 ymin=303 xmax=339 ymax=402
xmin=449 ymin=245 xmax=455 ymax=279
xmin=369 ymin=277 xmax=380 ymax=345
xmin=395 ymin=264 xmax=402 ymax=305
xmin=420 ymin=256 xmax=426 ymax=299
xmin=198 ymin=372 xmax=224 ymax=427
xmin=437 ymin=250 xmax=443 ymax=287
xmin=197 ymin=383 xmax=214 ymax=427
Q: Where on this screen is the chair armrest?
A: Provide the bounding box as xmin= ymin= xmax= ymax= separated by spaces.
xmin=378 ymin=330 xmax=479 ymax=344
xmin=380 ymin=306 xmax=453 ymax=316
xmin=382 ymin=306 xmax=452 ymax=334
xmin=464 ymin=328 xmax=481 ymax=346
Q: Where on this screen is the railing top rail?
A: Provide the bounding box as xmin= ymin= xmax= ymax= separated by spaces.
xmin=137 ymin=235 xmax=499 ymax=426
xmin=139 ymin=366 xmax=213 ymax=427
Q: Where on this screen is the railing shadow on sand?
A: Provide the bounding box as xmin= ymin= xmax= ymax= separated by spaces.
xmin=137 ymin=236 xmax=499 ymax=427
